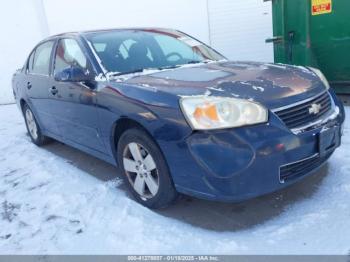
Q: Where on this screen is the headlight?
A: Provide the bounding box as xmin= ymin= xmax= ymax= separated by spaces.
xmin=308 ymin=67 xmax=330 ymax=90
xmin=180 ymin=96 xmax=268 ymax=130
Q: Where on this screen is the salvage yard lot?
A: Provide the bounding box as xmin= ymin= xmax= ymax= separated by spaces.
xmin=0 ymin=104 xmax=350 ymax=254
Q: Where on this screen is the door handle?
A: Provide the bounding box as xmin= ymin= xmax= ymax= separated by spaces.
xmin=27 ymin=82 xmax=32 ymax=89
xmin=265 ymin=36 xmax=283 ymax=44
xmin=49 ymin=86 xmax=58 ymax=95
xmin=287 ymin=31 xmax=295 ymax=63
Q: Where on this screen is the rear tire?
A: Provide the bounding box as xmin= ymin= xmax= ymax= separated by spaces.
xmin=23 ymin=104 xmax=51 ymax=146
xmin=117 ymin=128 xmax=178 ymax=209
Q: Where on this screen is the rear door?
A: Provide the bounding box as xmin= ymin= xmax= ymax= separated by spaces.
xmin=50 ymin=37 xmax=106 ymax=153
xmin=26 ymin=40 xmax=60 ymax=136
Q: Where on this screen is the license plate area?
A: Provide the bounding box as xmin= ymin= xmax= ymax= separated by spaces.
xmin=318 ymin=126 xmax=340 ymax=157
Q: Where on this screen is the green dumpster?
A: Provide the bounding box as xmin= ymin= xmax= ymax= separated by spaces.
xmin=268 ymin=0 xmax=350 ymax=94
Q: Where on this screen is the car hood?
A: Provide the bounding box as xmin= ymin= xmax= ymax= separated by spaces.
xmin=112 ymin=61 xmax=326 ymax=109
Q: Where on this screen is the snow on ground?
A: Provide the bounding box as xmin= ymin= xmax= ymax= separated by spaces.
xmin=0 ymin=104 xmax=350 ymax=254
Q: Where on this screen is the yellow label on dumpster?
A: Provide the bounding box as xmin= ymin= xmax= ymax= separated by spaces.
xmin=312 ymin=0 xmax=332 ymax=15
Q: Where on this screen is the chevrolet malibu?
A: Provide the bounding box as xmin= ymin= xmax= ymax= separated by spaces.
xmin=12 ymin=28 xmax=345 ymax=208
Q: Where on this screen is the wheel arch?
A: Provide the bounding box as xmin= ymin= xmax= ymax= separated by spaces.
xmin=20 ymin=98 xmax=27 ymax=114
xmin=111 ymin=117 xmax=158 ymax=166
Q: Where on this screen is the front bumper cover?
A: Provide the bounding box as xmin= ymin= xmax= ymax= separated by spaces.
xmin=160 ymin=90 xmax=345 ymax=202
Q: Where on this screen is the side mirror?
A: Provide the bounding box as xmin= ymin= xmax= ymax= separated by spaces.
xmin=54 ymin=67 xmax=94 ymax=82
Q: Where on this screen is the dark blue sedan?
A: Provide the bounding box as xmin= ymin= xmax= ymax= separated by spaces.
xmin=12 ymin=28 xmax=344 ymax=208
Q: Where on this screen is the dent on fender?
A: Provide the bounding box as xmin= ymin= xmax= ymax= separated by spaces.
xmin=187 ymin=131 xmax=255 ymax=179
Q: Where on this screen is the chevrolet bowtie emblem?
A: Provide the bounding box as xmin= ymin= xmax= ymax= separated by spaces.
xmin=309 ymin=103 xmax=322 ymax=115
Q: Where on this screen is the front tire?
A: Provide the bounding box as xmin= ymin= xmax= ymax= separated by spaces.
xmin=117 ymin=128 xmax=178 ymax=209
xmin=23 ymin=104 xmax=51 ymax=146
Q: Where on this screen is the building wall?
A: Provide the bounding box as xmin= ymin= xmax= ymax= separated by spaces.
xmin=0 ymin=0 xmax=273 ymax=104
xmin=0 ymin=0 xmax=48 ymax=104
xmin=208 ymin=0 xmax=273 ymax=62
xmin=43 ymin=0 xmax=210 ymax=44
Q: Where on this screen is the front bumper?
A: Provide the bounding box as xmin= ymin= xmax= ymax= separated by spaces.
xmin=160 ymin=90 xmax=345 ymax=202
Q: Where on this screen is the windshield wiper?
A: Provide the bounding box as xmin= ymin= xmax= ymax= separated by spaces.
xmin=108 ymin=65 xmax=178 ymax=77
xmin=157 ymin=65 xmax=181 ymax=70
xmin=186 ymin=59 xmax=214 ymax=65
xmin=186 ymin=60 xmax=202 ymax=64
xmin=108 ymin=68 xmax=144 ymax=77
xmin=107 ymin=61 xmax=215 ymax=77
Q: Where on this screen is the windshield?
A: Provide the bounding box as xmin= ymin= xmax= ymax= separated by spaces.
xmin=84 ymin=29 xmax=225 ymax=75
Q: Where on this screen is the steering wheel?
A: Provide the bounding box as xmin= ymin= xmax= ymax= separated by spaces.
xmin=165 ymin=52 xmax=183 ymax=62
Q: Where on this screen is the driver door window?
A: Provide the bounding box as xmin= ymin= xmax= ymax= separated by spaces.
xmin=54 ymin=39 xmax=88 ymax=74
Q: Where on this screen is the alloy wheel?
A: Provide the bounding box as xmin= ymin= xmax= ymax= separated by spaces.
xmin=25 ymin=109 xmax=38 ymax=140
xmin=123 ymin=142 xmax=159 ymax=200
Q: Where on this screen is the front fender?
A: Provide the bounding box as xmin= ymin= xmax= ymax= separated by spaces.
xmin=95 ymin=83 xmax=193 ymax=162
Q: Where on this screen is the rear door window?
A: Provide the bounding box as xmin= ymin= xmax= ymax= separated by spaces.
xmin=27 ymin=51 xmax=35 ymax=73
xmin=31 ymin=41 xmax=54 ymax=76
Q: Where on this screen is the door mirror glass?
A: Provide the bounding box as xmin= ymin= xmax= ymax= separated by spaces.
xmin=54 ymin=67 xmax=94 ymax=82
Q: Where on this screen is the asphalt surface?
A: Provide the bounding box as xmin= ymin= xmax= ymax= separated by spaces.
xmin=44 ymin=139 xmax=329 ymax=232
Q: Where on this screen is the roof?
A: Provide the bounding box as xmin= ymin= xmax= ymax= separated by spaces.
xmin=43 ymin=27 xmax=178 ymax=41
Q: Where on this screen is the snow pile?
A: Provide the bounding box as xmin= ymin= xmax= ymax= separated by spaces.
xmin=0 ymin=104 xmax=350 ymax=254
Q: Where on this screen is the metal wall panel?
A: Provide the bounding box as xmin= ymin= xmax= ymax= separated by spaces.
xmin=207 ymin=0 xmax=274 ymax=62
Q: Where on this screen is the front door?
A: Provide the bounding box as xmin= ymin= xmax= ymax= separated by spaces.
xmin=50 ymin=38 xmax=106 ymax=153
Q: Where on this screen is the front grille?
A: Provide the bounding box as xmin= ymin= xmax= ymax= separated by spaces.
xmin=274 ymin=91 xmax=332 ymax=130
xmin=279 ymin=152 xmax=332 ymax=183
